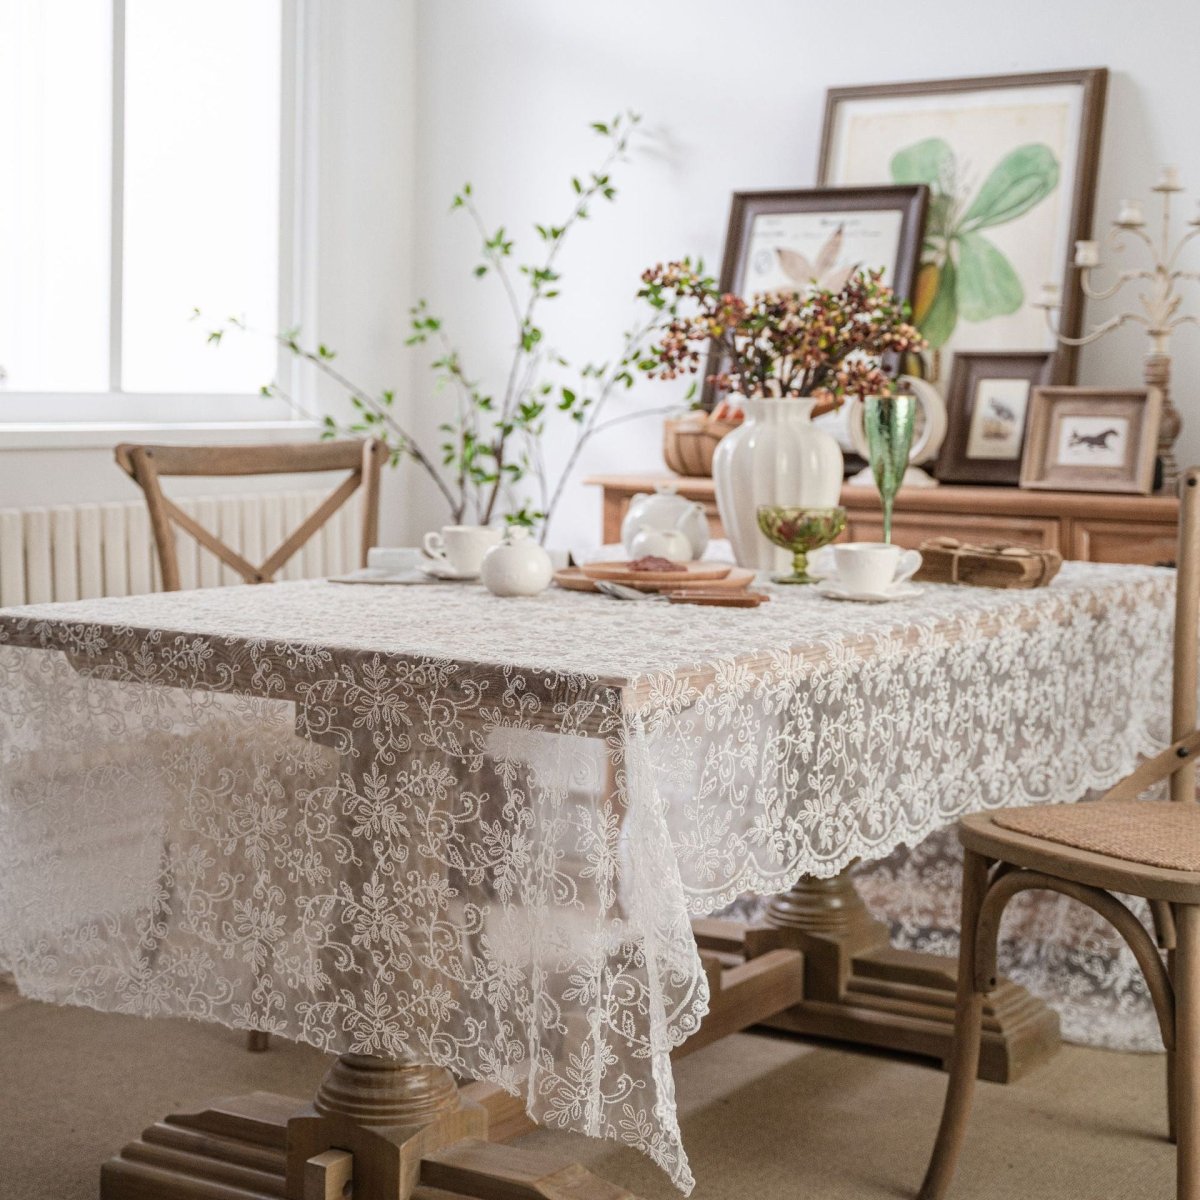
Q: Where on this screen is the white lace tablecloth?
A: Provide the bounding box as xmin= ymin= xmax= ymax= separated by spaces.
xmin=0 ymin=565 xmax=1173 ymax=1191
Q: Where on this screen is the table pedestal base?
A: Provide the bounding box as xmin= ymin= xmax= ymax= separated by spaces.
xmin=100 ymin=1055 xmax=644 ymax=1200
xmin=697 ymin=869 xmax=1061 ymax=1084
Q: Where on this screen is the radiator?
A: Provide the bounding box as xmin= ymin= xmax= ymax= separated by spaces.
xmin=0 ymin=489 xmax=364 ymax=606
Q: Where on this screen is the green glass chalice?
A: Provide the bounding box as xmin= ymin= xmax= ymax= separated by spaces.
xmin=756 ymin=505 xmax=847 ymax=584
xmin=864 ymin=392 xmax=918 ymax=544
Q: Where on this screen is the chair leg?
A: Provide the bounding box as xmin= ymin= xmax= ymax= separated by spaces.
xmin=918 ymin=849 xmax=992 ymax=1200
xmin=1170 ymin=945 xmax=1179 ymax=1145
xmin=246 ymin=1031 xmax=270 ymax=1052
xmin=1176 ymin=905 xmax=1200 ymax=1200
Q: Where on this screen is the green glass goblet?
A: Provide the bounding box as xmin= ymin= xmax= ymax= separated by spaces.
xmin=864 ymin=392 xmax=918 ymax=544
xmin=756 ymin=505 xmax=847 ymax=584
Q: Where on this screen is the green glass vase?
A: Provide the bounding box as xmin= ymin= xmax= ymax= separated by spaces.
xmin=864 ymin=393 xmax=917 ymax=544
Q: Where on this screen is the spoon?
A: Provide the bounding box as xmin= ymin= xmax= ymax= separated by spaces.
xmin=595 ymin=580 xmax=667 ymax=602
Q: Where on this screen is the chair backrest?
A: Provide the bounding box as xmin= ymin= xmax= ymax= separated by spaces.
xmin=1172 ymin=466 xmax=1200 ymax=801
xmin=114 ymin=439 xmax=385 ymax=591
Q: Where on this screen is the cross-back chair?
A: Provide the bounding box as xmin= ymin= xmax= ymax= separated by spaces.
xmin=114 ymin=439 xmax=385 ymax=591
xmin=115 ymin=438 xmax=384 ymax=1052
xmin=920 ymin=466 xmax=1200 ymax=1199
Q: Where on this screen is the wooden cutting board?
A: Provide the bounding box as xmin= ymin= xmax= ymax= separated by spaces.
xmin=580 ymin=560 xmax=733 ymax=585
xmin=665 ymin=589 xmax=769 ymax=608
xmin=554 ymin=566 xmax=756 ymax=594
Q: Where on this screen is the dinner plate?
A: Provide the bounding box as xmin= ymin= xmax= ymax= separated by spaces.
xmin=420 ymin=562 xmax=481 ymax=581
xmin=815 ymin=579 xmax=924 ymax=604
xmin=329 ymin=567 xmax=440 ymax=586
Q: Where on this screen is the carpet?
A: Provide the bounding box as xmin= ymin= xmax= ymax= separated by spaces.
xmin=0 ymin=985 xmax=1171 ymax=1200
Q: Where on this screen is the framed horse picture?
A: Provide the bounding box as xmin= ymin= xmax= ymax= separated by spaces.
xmin=1020 ymin=386 xmax=1162 ymax=494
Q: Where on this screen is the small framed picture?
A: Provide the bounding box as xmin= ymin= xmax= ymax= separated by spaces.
xmin=935 ymin=351 xmax=1053 ymax=485
xmin=701 ymin=184 xmax=928 ymax=408
xmin=1020 ymin=386 xmax=1162 ymax=494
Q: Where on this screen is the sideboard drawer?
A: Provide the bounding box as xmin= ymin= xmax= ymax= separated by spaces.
xmin=1070 ymin=519 xmax=1177 ymax=566
xmin=846 ymin=510 xmax=1060 ymax=552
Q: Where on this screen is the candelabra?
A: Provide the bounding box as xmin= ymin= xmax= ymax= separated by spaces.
xmin=1035 ymin=164 xmax=1200 ymax=490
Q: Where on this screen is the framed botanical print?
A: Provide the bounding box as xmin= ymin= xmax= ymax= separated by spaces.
xmin=818 ymin=69 xmax=1108 ymax=389
xmin=1020 ymin=386 xmax=1162 ymax=495
xmin=935 ymin=351 xmax=1052 ymax=485
xmin=701 ymin=185 xmax=928 ymax=408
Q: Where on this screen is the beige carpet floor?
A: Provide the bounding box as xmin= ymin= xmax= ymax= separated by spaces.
xmin=0 ymin=981 xmax=1173 ymax=1200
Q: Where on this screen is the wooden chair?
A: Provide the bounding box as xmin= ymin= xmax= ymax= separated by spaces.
xmin=920 ymin=466 xmax=1200 ymax=1200
xmin=114 ymin=439 xmax=385 ymax=591
xmin=115 ymin=439 xmax=385 ymax=1052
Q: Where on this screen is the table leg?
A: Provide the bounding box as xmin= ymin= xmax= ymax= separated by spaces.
xmin=100 ymin=1051 xmax=646 ymax=1200
xmin=706 ymin=868 xmax=1061 ymax=1083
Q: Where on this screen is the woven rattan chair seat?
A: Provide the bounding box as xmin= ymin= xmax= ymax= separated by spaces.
xmin=990 ymin=800 xmax=1200 ymax=873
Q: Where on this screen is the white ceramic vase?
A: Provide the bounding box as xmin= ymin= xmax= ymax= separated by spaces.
xmin=712 ymin=397 xmax=844 ymax=570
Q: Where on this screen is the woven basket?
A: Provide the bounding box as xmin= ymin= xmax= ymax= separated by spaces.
xmin=662 ymin=417 xmax=739 ymax=477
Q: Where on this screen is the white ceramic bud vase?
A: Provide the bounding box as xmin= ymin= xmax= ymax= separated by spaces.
xmin=711 ymin=397 xmax=844 ymax=570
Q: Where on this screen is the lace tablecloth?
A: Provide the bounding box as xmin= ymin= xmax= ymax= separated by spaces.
xmin=0 ymin=565 xmax=1173 ymax=1191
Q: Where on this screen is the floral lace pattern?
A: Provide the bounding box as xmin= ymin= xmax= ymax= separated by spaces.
xmin=0 ymin=565 xmax=1173 ymax=1192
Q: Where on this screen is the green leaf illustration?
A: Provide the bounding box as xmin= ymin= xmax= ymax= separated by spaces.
xmin=919 ymin=256 xmax=958 ymax=349
xmin=956 ymin=231 xmax=1023 ymax=322
xmin=890 ymin=137 xmax=954 ymax=188
xmin=924 ymin=191 xmax=956 ymax=239
xmin=961 ymin=144 xmax=1059 ymax=231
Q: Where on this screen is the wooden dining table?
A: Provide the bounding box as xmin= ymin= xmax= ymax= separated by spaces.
xmin=0 ymin=563 xmax=1174 ymax=1198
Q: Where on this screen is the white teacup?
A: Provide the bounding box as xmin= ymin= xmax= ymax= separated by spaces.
xmin=367 ymin=547 xmax=423 ymax=575
xmin=833 ymin=543 xmax=922 ymax=594
xmin=422 ymin=525 xmax=502 ymax=576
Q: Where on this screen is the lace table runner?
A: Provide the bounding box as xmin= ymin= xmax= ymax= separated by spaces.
xmin=0 ymin=565 xmax=1173 ymax=1191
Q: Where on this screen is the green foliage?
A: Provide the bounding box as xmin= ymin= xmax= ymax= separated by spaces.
xmin=891 ymin=138 xmax=1059 ymax=346
xmin=207 ymin=111 xmax=688 ymax=541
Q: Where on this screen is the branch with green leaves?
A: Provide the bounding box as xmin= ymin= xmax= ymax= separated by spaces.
xmin=204 ymin=112 xmax=688 ymax=541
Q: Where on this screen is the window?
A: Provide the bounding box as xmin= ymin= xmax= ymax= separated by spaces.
xmin=0 ymin=0 xmax=301 ymax=419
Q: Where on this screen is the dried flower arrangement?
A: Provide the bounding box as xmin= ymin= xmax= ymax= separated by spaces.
xmin=638 ymin=263 xmax=926 ymax=412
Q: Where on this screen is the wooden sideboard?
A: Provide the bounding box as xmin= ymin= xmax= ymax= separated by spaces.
xmin=586 ymin=475 xmax=1181 ymax=566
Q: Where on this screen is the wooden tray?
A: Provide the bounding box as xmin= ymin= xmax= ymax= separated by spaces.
xmin=580 ymin=560 xmax=733 ymax=585
xmin=555 ymin=567 xmax=755 ymax=594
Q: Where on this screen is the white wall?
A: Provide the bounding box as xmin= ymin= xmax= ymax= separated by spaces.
xmin=6 ymin=1 xmax=1199 ymax=557
xmin=408 ymin=0 xmax=1200 ymax=547
xmin=0 ymin=1 xmax=417 ymax=545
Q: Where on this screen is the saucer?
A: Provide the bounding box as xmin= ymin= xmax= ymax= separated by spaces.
xmin=420 ymin=561 xmax=481 ymax=581
xmin=814 ymin=579 xmax=924 ymax=604
xmin=330 ymin=567 xmax=439 ymax=586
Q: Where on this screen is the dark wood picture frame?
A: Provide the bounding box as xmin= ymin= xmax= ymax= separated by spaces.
xmin=1020 ymin=386 xmax=1162 ymax=495
xmin=935 ymin=351 xmax=1053 ymax=485
xmin=817 ymin=68 xmax=1108 ymax=386
xmin=701 ymin=184 xmax=928 ymax=409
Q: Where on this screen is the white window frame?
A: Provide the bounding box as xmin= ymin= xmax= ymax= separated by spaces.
xmin=0 ymin=0 xmax=320 ymax=447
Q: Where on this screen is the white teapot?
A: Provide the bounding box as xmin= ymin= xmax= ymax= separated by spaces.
xmin=628 ymin=524 xmax=693 ymax=562
xmin=619 ymin=484 xmax=709 ymax=560
xmin=480 ymin=527 xmax=554 ymax=596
